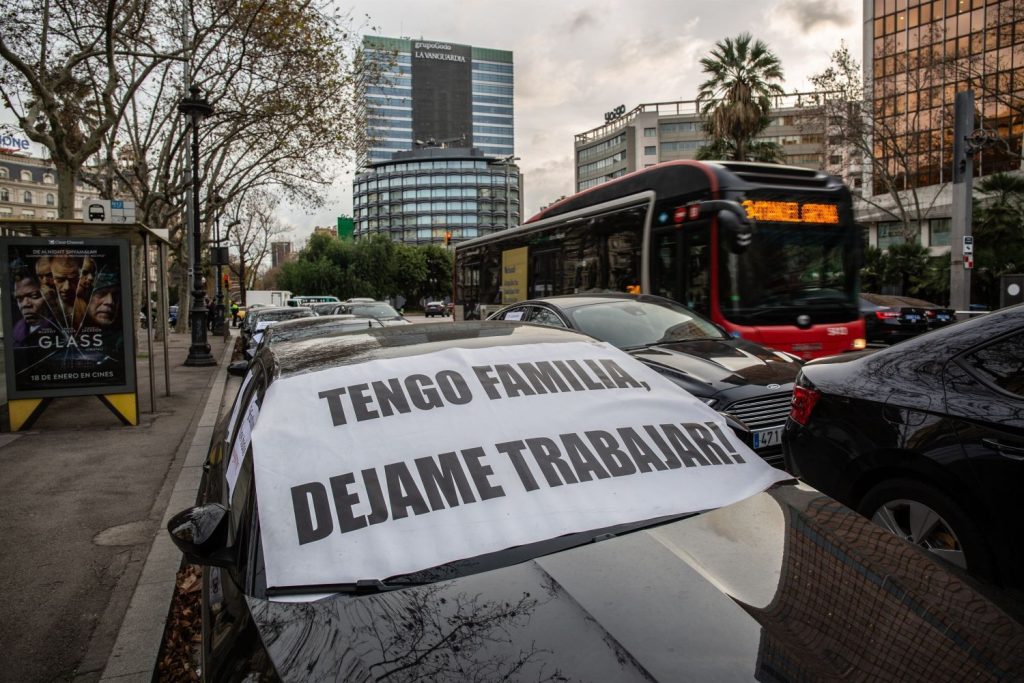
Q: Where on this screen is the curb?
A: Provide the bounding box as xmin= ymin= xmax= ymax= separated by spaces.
xmin=99 ymin=339 xmax=235 ymax=682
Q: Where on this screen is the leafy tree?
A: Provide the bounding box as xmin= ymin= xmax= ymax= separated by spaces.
xmin=696 ymin=131 xmax=784 ymax=163
xmin=862 ymin=242 xmax=947 ymax=302
xmin=808 ymin=41 xmax=949 ymax=243
xmin=696 ymin=33 xmax=785 ymax=162
xmin=278 ymin=235 xmax=453 ymax=307
xmin=972 ymin=173 xmax=1024 ymax=308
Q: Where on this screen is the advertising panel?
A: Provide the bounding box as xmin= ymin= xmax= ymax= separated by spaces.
xmin=1 ymin=237 xmax=136 ymax=399
xmin=411 ymin=40 xmax=472 ymax=145
xmin=501 ymin=246 xmax=528 ymax=304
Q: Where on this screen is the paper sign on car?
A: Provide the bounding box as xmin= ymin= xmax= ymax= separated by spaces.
xmin=251 ymin=341 xmax=789 ymax=592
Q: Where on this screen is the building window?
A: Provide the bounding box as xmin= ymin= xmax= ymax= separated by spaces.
xmin=643 ymin=127 xmax=656 ymax=137
xmin=0 ymin=187 xmax=8 ymax=201
xmin=22 ymin=210 xmax=35 ymax=217
xmin=0 ymin=168 xmax=7 ymax=179
xmin=20 ymin=170 xmax=32 ymax=182
xmin=43 ymin=173 xmax=54 ymax=184
xmin=644 ymin=146 xmax=657 ymax=156
xmin=46 ymin=193 xmax=55 ymax=206
xmin=877 ymin=221 xmax=915 ymax=249
xmin=929 ymin=218 xmax=951 ymax=247
xmin=22 ymin=190 xmax=32 ymax=204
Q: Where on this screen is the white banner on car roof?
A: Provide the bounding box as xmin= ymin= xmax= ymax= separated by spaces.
xmin=252 ymin=341 xmax=789 ymax=592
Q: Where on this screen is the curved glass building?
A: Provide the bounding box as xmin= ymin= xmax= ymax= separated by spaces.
xmin=353 ymin=147 xmax=520 ymax=245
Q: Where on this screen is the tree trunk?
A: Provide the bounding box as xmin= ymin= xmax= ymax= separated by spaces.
xmin=55 ymin=160 xmax=77 ymax=220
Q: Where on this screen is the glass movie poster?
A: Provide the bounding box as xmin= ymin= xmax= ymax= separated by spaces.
xmin=1 ymin=237 xmax=136 ymax=399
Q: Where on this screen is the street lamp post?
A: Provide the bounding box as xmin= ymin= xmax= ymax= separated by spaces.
xmin=178 ymin=84 xmax=216 ymax=366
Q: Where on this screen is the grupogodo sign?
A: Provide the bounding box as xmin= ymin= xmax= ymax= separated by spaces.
xmin=251 ymin=341 xmax=788 ymax=591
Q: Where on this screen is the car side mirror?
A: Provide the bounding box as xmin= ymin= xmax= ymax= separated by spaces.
xmin=227 ymin=360 xmax=249 ymax=377
xmin=167 ymin=503 xmax=236 ymax=567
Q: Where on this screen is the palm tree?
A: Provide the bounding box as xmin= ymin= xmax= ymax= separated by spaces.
xmin=697 ymin=34 xmax=786 ymax=161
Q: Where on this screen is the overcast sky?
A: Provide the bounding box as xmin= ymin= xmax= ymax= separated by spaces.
xmin=276 ymin=0 xmax=864 ymax=237
xmin=2 ymin=0 xmax=864 ymax=241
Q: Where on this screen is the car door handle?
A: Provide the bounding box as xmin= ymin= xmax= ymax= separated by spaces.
xmin=982 ymin=438 xmax=1024 ymax=460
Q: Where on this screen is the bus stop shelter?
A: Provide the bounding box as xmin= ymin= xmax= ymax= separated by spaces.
xmin=0 ymin=218 xmax=173 ymax=430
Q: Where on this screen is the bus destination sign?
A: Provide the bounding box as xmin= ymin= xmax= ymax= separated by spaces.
xmin=741 ymin=200 xmax=839 ymax=224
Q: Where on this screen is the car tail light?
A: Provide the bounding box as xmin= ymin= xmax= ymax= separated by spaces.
xmin=875 ymin=310 xmax=899 ymax=319
xmin=924 ymin=310 xmax=936 ymax=318
xmin=789 ymin=385 xmax=821 ymax=426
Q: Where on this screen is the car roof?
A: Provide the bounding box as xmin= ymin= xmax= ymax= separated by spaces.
xmin=497 ymin=292 xmax=685 ymax=311
xmin=257 ymin=320 xmax=597 ymax=381
xmin=861 ymin=292 xmax=945 ymax=308
xmin=823 ymin=302 xmax=1024 ymax=369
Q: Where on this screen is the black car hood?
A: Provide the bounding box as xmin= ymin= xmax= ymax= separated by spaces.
xmin=248 ymin=484 xmax=1024 ymax=681
xmin=629 ymin=338 xmax=800 ymax=397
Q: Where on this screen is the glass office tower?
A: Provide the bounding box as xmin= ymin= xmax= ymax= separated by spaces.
xmin=356 ymin=36 xmax=518 ymax=246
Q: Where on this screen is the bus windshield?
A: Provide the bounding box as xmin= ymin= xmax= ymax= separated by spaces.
xmin=717 ymin=222 xmax=859 ymax=326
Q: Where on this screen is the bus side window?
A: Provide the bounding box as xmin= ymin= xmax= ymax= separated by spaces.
xmin=684 ymin=225 xmax=711 ymax=315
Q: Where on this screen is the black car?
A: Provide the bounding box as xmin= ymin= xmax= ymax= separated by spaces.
xmin=783 ymin=303 xmax=1024 ymax=585
xmin=240 ymin=306 xmax=314 ymax=353
xmin=169 ymin=322 xmax=1024 ymax=681
xmin=489 ymin=294 xmax=802 ymax=466
xmin=860 ymin=293 xmax=956 ymax=344
xmin=423 ymin=301 xmax=448 ymax=317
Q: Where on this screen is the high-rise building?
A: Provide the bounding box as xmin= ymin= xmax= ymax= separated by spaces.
xmin=573 ymin=95 xmax=840 ymax=194
xmin=271 ymin=241 xmax=292 ymax=268
xmin=354 ymin=36 xmax=518 ymax=246
xmin=361 ymin=36 xmax=514 ymax=165
xmin=859 ymin=0 xmax=1023 ymax=254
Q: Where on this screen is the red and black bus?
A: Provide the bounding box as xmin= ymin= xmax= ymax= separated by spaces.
xmin=453 ymin=160 xmax=866 ymax=359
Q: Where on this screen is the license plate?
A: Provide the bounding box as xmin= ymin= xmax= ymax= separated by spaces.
xmin=937 ymin=314 xmax=950 ymax=321
xmin=904 ymin=315 xmax=920 ymax=322
xmin=752 ymin=427 xmax=782 ymax=450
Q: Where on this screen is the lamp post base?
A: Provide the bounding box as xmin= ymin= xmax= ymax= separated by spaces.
xmin=184 ymin=289 xmax=217 ymax=367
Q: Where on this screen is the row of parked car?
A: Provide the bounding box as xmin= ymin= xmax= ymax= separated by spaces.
xmin=169 ymin=291 xmax=1024 ymax=681
xmin=238 ymin=298 xmax=412 ymax=359
xmin=860 ymin=293 xmax=957 ymax=344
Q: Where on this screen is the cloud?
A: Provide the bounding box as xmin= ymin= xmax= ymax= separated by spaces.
xmin=564 ymin=10 xmax=597 ymax=33
xmin=777 ymin=0 xmax=854 ymax=31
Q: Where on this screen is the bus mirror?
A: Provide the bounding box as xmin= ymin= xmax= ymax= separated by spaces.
xmin=718 ymin=209 xmax=755 ymax=254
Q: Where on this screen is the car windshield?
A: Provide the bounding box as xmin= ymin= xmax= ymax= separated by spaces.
xmin=266 ymin=318 xmax=382 ymax=344
xmin=347 ymin=303 xmax=401 ymax=318
xmin=244 ymin=337 xmax=787 ymax=597
xmin=566 ymin=300 xmax=725 ymax=349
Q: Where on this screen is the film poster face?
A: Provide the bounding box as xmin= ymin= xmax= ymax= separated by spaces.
xmin=2 ymin=238 xmax=135 ymax=398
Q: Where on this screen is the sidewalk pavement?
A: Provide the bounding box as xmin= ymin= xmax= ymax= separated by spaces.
xmin=0 ymin=326 xmax=239 ymax=683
